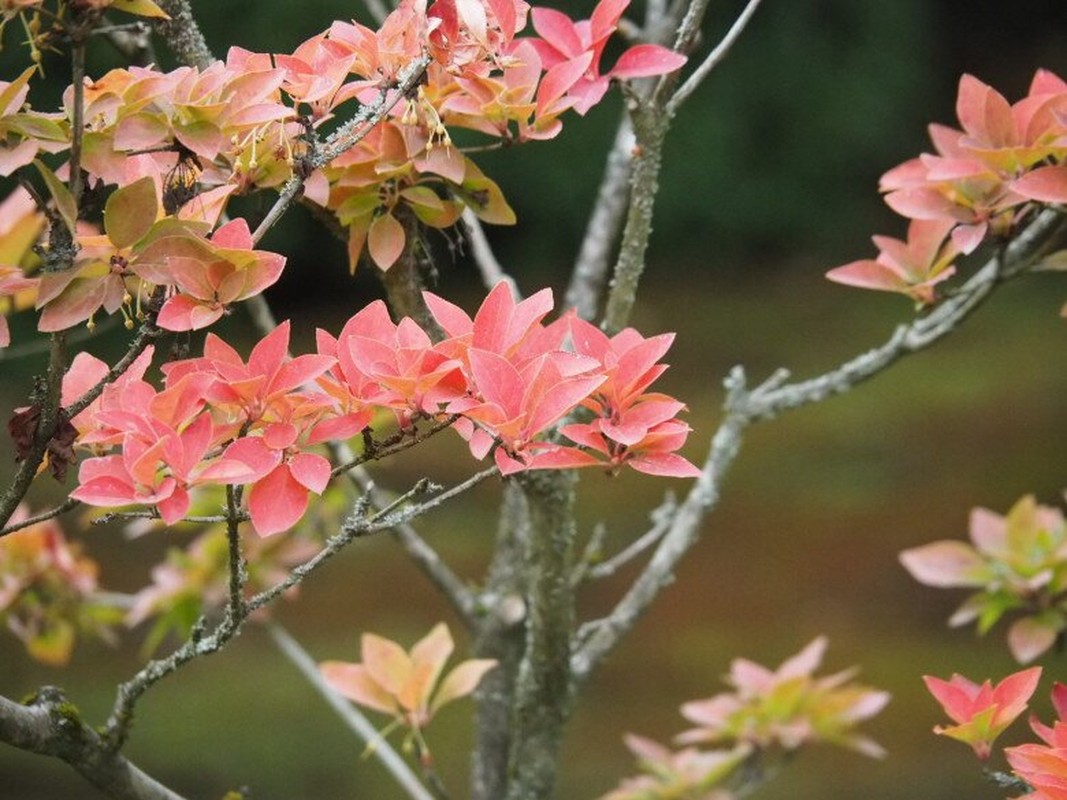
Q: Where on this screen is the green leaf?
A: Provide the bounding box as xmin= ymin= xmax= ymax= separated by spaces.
xmin=456 ymin=160 xmax=516 ymax=225
xmin=403 ymin=187 xmax=461 ymax=228
xmin=976 ymin=591 xmax=1020 ymax=635
xmin=334 ymin=192 xmax=381 ymax=226
xmin=32 ymin=159 xmax=77 ymax=236
xmin=400 ymin=185 xmax=445 ymax=212
xmin=7 ymin=114 xmax=68 ymax=142
xmin=105 ymin=176 xmax=159 ymax=248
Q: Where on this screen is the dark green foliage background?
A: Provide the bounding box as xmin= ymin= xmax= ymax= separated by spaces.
xmin=1 ymin=1 xmax=1066 ymax=798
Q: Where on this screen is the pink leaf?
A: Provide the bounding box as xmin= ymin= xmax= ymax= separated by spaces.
xmin=530 ymin=7 xmax=582 ymax=57
xmin=899 ymin=541 xmax=987 ymax=588
xmin=223 ymin=437 xmax=281 ymax=480
xmin=320 ymin=661 xmax=398 ymax=715
xmin=628 ymin=451 xmax=702 ymax=478
xmin=288 ymin=452 xmax=331 ymax=494
xmin=1013 ymin=165 xmax=1067 ymax=204
xmin=210 ymin=217 xmax=253 ymax=250
xmin=609 ymin=45 xmax=686 ymax=80
xmin=424 ymin=291 xmax=474 ymax=338
xmin=249 ymin=320 xmax=291 ymax=377
xmin=431 ymin=659 xmax=497 ymax=714
xmin=247 ymin=463 xmax=310 ymax=536
xmin=156 ymin=294 xmax=224 ymax=332
xmin=367 ymin=212 xmax=406 ymax=271
xmin=536 ymin=53 xmax=593 ymax=119
xmin=362 ymin=633 xmax=413 ymax=695
xmin=468 ymin=348 xmax=524 ymax=416
xmin=1008 ymin=618 xmax=1059 ymax=664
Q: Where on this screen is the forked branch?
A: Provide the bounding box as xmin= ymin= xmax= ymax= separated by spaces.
xmin=571 ymin=209 xmax=1067 ymax=681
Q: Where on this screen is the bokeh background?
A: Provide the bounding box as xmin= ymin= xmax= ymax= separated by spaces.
xmin=2 ymin=0 xmax=1067 ymax=798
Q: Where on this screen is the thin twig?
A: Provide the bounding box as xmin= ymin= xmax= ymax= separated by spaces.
xmin=569 ymin=522 xmax=607 ymax=588
xmin=265 ymin=623 xmax=434 ymax=800
xmin=461 ymin=209 xmax=520 ymax=297
xmin=0 ymin=498 xmax=80 ymax=538
xmin=586 ymin=494 xmax=677 ymax=581
xmin=668 ymin=0 xmax=766 ymax=114
xmin=348 ymin=465 xmax=481 ymax=629
xmin=248 ymin=469 xmax=493 ymax=613
xmin=382 ymin=466 xmax=499 ymax=528
xmin=0 ymin=332 xmax=67 ymax=531
xmin=252 ymin=55 xmax=432 ymax=247
xmin=330 ymin=416 xmax=459 ymax=478
xmin=90 ymin=511 xmax=236 ymax=525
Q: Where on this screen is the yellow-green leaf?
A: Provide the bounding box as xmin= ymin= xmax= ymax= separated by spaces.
xmin=105 ymin=176 xmax=159 ymax=249
xmin=107 ymin=0 xmax=171 ymax=19
xmin=33 ymin=159 xmax=77 ymax=236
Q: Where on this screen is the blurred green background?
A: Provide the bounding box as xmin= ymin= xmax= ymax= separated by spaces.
xmin=2 ymin=0 xmax=1067 ymax=798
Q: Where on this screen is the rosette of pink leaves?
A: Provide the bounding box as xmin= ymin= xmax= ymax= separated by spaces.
xmin=68 ymin=285 xmax=698 ymax=535
xmin=676 ymin=637 xmax=890 ymax=757
xmin=560 ymin=316 xmax=702 ymax=478
xmin=134 ymin=217 xmax=286 ymax=332
xmin=923 ymin=667 xmax=1040 ymax=760
xmin=430 ymin=281 xmax=627 ymax=475
xmin=900 ymin=495 xmax=1067 ymax=664
xmin=1006 ymin=682 xmax=1067 ymax=799
xmin=319 ymin=298 xmax=468 ymax=425
xmin=826 ymin=219 xmax=960 ymax=306
xmin=68 ymin=359 xmax=257 ymax=526
xmin=162 ymin=321 xmax=360 ymax=537
xmin=829 ymin=69 xmax=1067 ymax=303
xmin=881 ymin=70 xmax=1067 ymax=254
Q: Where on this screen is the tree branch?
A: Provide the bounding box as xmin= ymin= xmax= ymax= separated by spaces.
xmin=0 ymin=498 xmax=80 ymax=538
xmin=564 ymin=114 xmax=635 ymax=321
xmin=152 ymin=0 xmax=215 ymax=69
xmin=0 ymin=690 xmax=187 ymax=800
xmin=571 ymin=208 xmax=1067 ymax=681
xmin=252 ymin=55 xmax=432 ymax=247
xmin=503 ymin=470 xmax=578 ymax=800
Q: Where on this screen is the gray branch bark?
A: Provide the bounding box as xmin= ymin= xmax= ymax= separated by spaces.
xmin=571 ymin=208 xmax=1067 ymax=681
xmin=0 ymin=691 xmax=187 ymax=800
